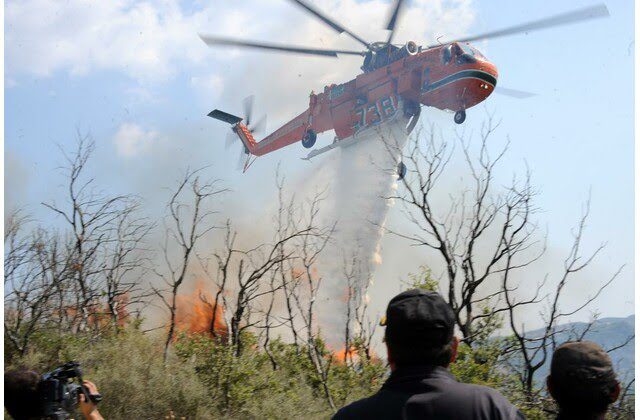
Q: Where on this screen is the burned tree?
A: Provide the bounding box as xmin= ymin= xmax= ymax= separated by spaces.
xmin=4 ymin=210 xmax=31 ymax=286
xmin=195 ymin=176 xmax=338 ymax=410
xmin=5 ymin=134 xmax=154 ymax=339
xmin=388 ymin=119 xmax=546 ymax=344
xmin=153 ymin=169 xmax=227 ymax=360
xmin=342 ymin=251 xmax=377 ymax=363
xmin=501 ymin=198 xmax=625 ymax=397
xmin=289 ymin=190 xmax=336 ymax=410
xmin=202 ymin=188 xmax=331 ymax=358
xmin=260 ymin=176 xmax=301 ymax=367
xmin=4 ymin=213 xmax=65 ymax=356
xmin=388 ymin=118 xmax=628 ymax=410
xmin=102 ymin=201 xmax=153 ymax=330
xmin=42 ymin=135 xmax=135 ymax=332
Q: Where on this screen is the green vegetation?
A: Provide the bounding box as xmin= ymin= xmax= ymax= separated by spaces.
xmin=6 ymin=326 xmax=385 ymax=419
xmin=3 ymin=326 xmax=514 ymax=419
xmin=5 ymin=291 xmax=634 ymax=419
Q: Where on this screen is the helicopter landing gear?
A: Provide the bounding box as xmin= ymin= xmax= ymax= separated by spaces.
xmin=302 ymin=130 xmax=317 ymax=148
xmin=397 ymin=161 xmax=407 ymax=180
xmin=404 ymin=101 xmax=420 ymax=118
xmin=454 ymin=110 xmax=466 ymax=124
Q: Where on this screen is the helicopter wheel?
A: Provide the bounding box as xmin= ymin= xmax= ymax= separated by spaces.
xmin=397 ymin=161 xmax=407 ymax=180
xmin=454 ymin=110 xmax=466 ymax=124
xmin=302 ymin=130 xmax=317 ymax=148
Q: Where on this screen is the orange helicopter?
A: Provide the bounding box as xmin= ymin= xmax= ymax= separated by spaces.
xmin=202 ymin=0 xmax=608 ymax=173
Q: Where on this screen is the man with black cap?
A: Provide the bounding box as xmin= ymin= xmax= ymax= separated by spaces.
xmin=333 ymin=289 xmax=524 ymax=419
xmin=547 ymin=341 xmax=620 ymax=419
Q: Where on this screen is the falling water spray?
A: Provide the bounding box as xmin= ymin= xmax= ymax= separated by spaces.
xmin=316 ymin=108 xmax=413 ymax=342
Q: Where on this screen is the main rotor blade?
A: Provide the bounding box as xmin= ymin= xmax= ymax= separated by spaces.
xmin=199 ymin=34 xmax=365 ymax=57
xmin=494 ymin=86 xmax=536 ymax=99
xmin=385 ymin=0 xmax=405 ymax=45
xmin=288 ymin=0 xmax=371 ymax=49
xmin=428 ymin=4 xmax=609 ymax=47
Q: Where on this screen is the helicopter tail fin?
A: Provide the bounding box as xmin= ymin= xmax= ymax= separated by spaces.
xmin=208 ymin=109 xmax=243 ymax=125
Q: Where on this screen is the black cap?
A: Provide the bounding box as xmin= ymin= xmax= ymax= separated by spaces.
xmin=381 ymin=289 xmax=455 ymax=345
xmin=551 ymin=341 xmax=616 ymax=387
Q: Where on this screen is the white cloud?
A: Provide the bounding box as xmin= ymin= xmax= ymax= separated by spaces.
xmin=190 ymin=73 xmax=224 ymax=101
xmin=7 ymin=0 xmax=477 ymax=144
xmin=6 ymin=0 xmax=476 ymax=89
xmin=6 ymin=0 xmax=209 ymax=81
xmin=113 ymin=122 xmax=161 ymax=157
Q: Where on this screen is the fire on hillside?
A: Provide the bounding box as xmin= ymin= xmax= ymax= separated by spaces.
xmin=174 ymin=281 xmax=227 ymax=340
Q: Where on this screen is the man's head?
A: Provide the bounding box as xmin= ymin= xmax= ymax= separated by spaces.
xmin=547 ymin=341 xmax=620 ymax=416
xmin=5 ymin=369 xmax=42 ymax=419
xmin=382 ymin=289 xmax=458 ymax=368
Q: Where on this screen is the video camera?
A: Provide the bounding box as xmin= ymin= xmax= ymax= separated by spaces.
xmin=38 ymin=361 xmax=102 ymax=419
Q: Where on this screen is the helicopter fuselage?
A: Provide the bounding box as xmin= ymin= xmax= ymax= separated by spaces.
xmin=205 ymin=1 xmax=607 ymax=171
xmin=236 ymin=42 xmax=497 ymax=158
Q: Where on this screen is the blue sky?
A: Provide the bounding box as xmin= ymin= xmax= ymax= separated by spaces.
xmin=5 ymin=0 xmax=634 ymax=324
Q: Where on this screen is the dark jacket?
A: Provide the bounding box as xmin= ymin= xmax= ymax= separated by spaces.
xmin=332 ymin=365 xmax=525 ymax=420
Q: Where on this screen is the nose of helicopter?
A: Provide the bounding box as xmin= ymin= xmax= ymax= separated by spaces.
xmin=478 ymin=60 xmax=499 ymax=96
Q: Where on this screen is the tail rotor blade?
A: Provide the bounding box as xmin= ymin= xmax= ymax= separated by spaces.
xmin=225 ymin=130 xmax=236 ymax=150
xmin=250 ymin=115 xmax=267 ymax=135
xmin=243 ymin=95 xmax=255 ymax=127
xmin=236 ymin=150 xmax=247 ymax=171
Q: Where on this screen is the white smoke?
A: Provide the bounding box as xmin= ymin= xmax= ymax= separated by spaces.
xmin=311 ymin=105 xmax=413 ymax=341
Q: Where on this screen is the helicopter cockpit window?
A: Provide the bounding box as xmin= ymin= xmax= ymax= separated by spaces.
xmin=456 ymin=43 xmax=477 ymax=64
xmin=469 ymin=45 xmax=486 ymax=59
xmin=330 ymin=84 xmax=346 ymax=99
xmin=442 ymin=46 xmax=452 ymax=64
xmin=459 ymin=43 xmax=475 ymax=56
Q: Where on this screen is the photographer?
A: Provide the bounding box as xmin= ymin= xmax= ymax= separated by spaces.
xmin=5 ymin=367 xmax=104 ymax=420
xmin=77 ymin=380 xmax=104 ymax=420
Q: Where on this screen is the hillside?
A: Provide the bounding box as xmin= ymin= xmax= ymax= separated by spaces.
xmin=525 ymin=315 xmax=634 ymax=380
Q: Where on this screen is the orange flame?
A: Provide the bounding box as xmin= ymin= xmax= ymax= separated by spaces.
xmin=290 ymin=266 xmax=319 ymax=281
xmin=174 ymin=281 xmax=227 ymax=340
xmin=53 ymin=293 xmax=130 ymax=331
xmin=333 ymin=346 xmax=359 ymax=364
xmin=108 ymin=293 xmax=130 ymax=327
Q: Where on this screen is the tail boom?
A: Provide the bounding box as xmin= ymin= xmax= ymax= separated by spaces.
xmin=209 ymin=108 xmax=320 ymax=158
xmin=248 ymin=110 xmax=311 ymax=156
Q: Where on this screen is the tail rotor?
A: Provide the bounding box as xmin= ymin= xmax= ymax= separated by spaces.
xmin=225 ymin=128 xmax=250 ymax=171
xmin=230 ymin=95 xmax=267 ymax=171
xmin=242 ymin=95 xmax=268 ymax=135
xmin=209 ymin=95 xmax=266 ymax=172
xmin=250 ymin=114 xmax=267 ymax=135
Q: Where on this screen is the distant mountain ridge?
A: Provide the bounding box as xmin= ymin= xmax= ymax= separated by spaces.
xmin=524 ymin=315 xmax=634 ymax=380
